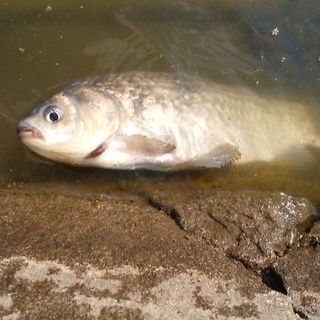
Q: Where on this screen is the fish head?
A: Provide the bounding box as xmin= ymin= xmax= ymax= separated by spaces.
xmin=17 ymin=87 xmax=121 ymax=164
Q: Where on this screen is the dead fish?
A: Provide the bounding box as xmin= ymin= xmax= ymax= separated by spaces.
xmin=17 ymin=72 xmax=320 ymax=171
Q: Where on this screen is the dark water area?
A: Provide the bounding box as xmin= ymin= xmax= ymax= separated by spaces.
xmin=0 ymin=0 xmax=319 ymax=202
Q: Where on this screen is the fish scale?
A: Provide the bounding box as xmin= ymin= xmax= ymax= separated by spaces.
xmin=17 ymin=72 xmax=320 ymax=170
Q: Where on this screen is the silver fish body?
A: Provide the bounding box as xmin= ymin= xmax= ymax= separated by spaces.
xmin=17 ymin=72 xmax=320 ymax=170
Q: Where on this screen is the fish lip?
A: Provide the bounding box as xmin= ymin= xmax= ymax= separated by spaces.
xmin=17 ymin=125 xmax=44 ymax=140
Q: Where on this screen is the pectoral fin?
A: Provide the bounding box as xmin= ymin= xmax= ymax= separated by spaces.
xmin=190 ymin=143 xmax=241 ymax=168
xmin=111 ymin=135 xmax=176 ymax=157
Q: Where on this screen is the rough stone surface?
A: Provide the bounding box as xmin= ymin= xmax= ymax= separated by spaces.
xmin=148 ymin=190 xmax=315 ymax=269
xmin=274 ymin=221 xmax=320 ymax=320
xmin=0 ymin=188 xmax=318 ymax=319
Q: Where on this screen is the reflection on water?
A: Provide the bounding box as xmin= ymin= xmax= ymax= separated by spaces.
xmin=0 ymin=1 xmax=319 ymax=202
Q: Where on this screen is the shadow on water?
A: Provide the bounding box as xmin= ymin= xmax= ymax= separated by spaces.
xmin=0 ymin=0 xmax=319 ymax=202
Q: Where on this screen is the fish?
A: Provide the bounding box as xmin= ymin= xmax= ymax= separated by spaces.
xmin=17 ymin=71 xmax=320 ymax=171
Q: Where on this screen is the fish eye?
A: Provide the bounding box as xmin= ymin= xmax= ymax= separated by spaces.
xmin=44 ymin=105 xmax=63 ymax=123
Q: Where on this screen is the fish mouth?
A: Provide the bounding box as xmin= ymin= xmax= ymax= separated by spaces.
xmin=17 ymin=125 xmax=44 ymax=140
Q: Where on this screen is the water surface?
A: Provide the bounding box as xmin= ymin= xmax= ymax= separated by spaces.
xmin=0 ymin=0 xmax=319 ymax=202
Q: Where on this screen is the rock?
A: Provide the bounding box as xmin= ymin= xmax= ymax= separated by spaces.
xmin=148 ymin=190 xmax=315 ymax=269
xmin=274 ymin=221 xmax=320 ymax=320
xmin=0 ymin=188 xmax=317 ymax=319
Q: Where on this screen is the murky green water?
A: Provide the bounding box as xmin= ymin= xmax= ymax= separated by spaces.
xmin=0 ymin=1 xmax=319 ymax=202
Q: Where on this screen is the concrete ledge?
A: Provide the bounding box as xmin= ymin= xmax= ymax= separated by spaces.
xmin=0 ymin=189 xmax=319 ymax=319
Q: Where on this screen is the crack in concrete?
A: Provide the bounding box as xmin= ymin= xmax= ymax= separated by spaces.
xmin=145 ymin=195 xmax=186 ymax=231
xmin=260 ymin=267 xmax=287 ymax=295
xmin=293 ymin=305 xmax=310 ymax=320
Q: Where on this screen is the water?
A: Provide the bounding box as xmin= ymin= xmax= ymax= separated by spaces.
xmin=0 ymin=0 xmax=319 ymax=202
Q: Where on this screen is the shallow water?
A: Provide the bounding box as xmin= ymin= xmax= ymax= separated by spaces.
xmin=0 ymin=1 xmax=320 ymax=202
